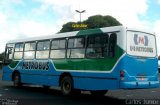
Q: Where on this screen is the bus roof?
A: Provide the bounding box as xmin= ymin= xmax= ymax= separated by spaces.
xmin=7 ymin=26 xmax=155 ymax=44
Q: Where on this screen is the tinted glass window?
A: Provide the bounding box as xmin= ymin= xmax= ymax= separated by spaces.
xmin=50 ymin=50 xmax=65 ymax=58
xmin=51 ymin=40 xmax=59 ymax=49
xmin=24 ymin=42 xmax=36 ymax=59
xmin=68 ymin=39 xmax=74 ymax=48
xmin=36 ymin=40 xmax=50 ymax=59
xmin=67 ymin=49 xmax=85 ymax=58
xmin=14 ymin=43 xmax=24 ymax=59
xmin=25 ymin=42 xmax=36 ymax=51
xmin=67 ymin=37 xmax=85 ymax=58
xmin=74 ymin=38 xmax=84 ymax=48
xmin=37 ymin=41 xmax=50 ymax=50
xmin=15 ymin=43 xmax=24 ymax=51
xmin=68 ymin=37 xmax=84 ymax=48
xmin=50 ymin=39 xmax=66 ymax=59
xmin=51 ymin=39 xmax=65 ymax=49
xmin=86 ymin=34 xmax=109 ymax=58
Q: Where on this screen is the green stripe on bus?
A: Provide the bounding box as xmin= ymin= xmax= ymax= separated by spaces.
xmin=8 ymin=46 xmax=124 ymax=71
xmin=77 ymin=28 xmax=103 ymax=36
xmin=53 ymin=46 xmax=124 ymax=71
xmin=9 ymin=61 xmax=19 ymax=68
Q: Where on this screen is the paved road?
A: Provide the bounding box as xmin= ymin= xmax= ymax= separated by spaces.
xmin=1 ymin=69 xmax=160 ymax=105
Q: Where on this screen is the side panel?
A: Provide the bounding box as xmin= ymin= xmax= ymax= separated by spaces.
xmin=2 ymin=54 xmax=124 ymax=90
xmin=2 ymin=66 xmax=12 ymax=81
xmin=74 ymin=77 xmax=119 ymax=90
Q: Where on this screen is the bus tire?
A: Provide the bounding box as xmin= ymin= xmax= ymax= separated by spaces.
xmin=60 ymin=76 xmax=73 ymax=96
xmin=13 ymin=73 xmax=22 ymax=88
xmin=90 ymin=90 xmax=108 ymax=96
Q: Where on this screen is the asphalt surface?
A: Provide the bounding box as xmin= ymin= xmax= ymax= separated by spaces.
xmin=1 ymin=69 xmax=160 ymax=105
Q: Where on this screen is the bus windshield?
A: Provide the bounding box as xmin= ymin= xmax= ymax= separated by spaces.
xmin=127 ymin=31 xmax=156 ymax=57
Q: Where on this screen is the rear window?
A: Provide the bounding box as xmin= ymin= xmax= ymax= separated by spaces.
xmin=127 ymin=31 xmax=156 ymax=57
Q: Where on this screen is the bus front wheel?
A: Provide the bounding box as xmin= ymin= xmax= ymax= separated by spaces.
xmin=13 ymin=73 xmax=22 ymax=88
xmin=61 ymin=76 xmax=73 ymax=95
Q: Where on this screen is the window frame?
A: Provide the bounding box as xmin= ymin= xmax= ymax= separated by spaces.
xmin=86 ymin=34 xmax=108 ymax=59
xmin=24 ymin=41 xmax=36 ymax=60
xmin=14 ymin=43 xmax=24 ymax=60
xmin=24 ymin=41 xmax=36 ymax=51
xmin=50 ymin=38 xmax=66 ymax=59
xmin=85 ymin=32 xmax=117 ymax=59
xmin=68 ymin=37 xmax=85 ymax=49
xmin=67 ymin=36 xmax=85 ymax=59
xmin=4 ymin=43 xmax=14 ymax=61
xmin=36 ymin=40 xmax=50 ymax=59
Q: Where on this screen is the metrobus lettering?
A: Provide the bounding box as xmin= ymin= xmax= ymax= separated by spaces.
xmin=22 ymin=61 xmax=49 ymax=70
xmin=130 ymin=46 xmax=153 ymax=53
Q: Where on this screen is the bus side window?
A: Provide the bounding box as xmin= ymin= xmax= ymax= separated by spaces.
xmin=24 ymin=42 xmax=36 ymax=59
xmin=50 ymin=39 xmax=66 ymax=59
xmin=86 ymin=34 xmax=109 ymax=58
xmin=109 ymin=33 xmax=117 ymax=57
xmin=67 ymin=37 xmax=85 ymax=58
xmin=36 ymin=40 xmax=50 ymax=59
xmin=14 ymin=43 xmax=24 ymax=59
xmin=86 ymin=35 xmax=101 ymax=58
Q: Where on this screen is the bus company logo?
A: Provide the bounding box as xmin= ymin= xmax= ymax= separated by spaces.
xmin=134 ymin=34 xmax=148 ymax=46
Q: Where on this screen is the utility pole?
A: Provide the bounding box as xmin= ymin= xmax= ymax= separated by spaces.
xmin=75 ymin=10 xmax=86 ymax=23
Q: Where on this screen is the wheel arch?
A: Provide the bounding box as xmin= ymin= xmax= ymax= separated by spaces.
xmin=59 ymin=72 xmax=73 ymax=86
xmin=12 ymin=70 xmax=21 ymax=81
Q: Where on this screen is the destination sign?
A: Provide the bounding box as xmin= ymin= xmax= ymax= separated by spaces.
xmin=127 ymin=31 xmax=156 ymax=57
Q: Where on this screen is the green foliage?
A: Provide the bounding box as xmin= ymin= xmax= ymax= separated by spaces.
xmin=59 ymin=15 xmax=122 ymax=33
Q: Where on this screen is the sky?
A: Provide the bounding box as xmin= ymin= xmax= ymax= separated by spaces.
xmin=0 ymin=0 xmax=160 ymax=54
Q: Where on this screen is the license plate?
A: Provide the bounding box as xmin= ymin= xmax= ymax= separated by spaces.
xmin=137 ymin=77 xmax=145 ymax=81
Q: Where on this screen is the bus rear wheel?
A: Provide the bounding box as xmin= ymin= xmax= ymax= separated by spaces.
xmin=13 ymin=73 xmax=22 ymax=88
xmin=61 ymin=76 xmax=73 ymax=96
xmin=90 ymin=90 xmax=108 ymax=96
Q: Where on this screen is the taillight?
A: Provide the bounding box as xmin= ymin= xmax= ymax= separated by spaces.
xmin=120 ymin=70 xmax=125 ymax=80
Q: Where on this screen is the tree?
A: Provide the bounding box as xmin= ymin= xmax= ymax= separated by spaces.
xmin=60 ymin=22 xmax=77 ymax=32
xmin=59 ymin=15 xmax=122 ymax=33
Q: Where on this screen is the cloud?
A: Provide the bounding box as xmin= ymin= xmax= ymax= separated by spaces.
xmin=1 ymin=0 xmax=159 ymax=54
xmin=12 ymin=0 xmax=24 ymax=4
xmin=153 ymin=20 xmax=160 ymax=54
xmin=18 ymin=20 xmax=59 ymax=37
xmin=36 ymin=0 xmax=148 ymax=26
xmin=0 ymin=12 xmax=7 ymax=25
xmin=157 ymin=0 xmax=160 ymax=4
xmin=0 ymin=20 xmax=60 ymax=53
